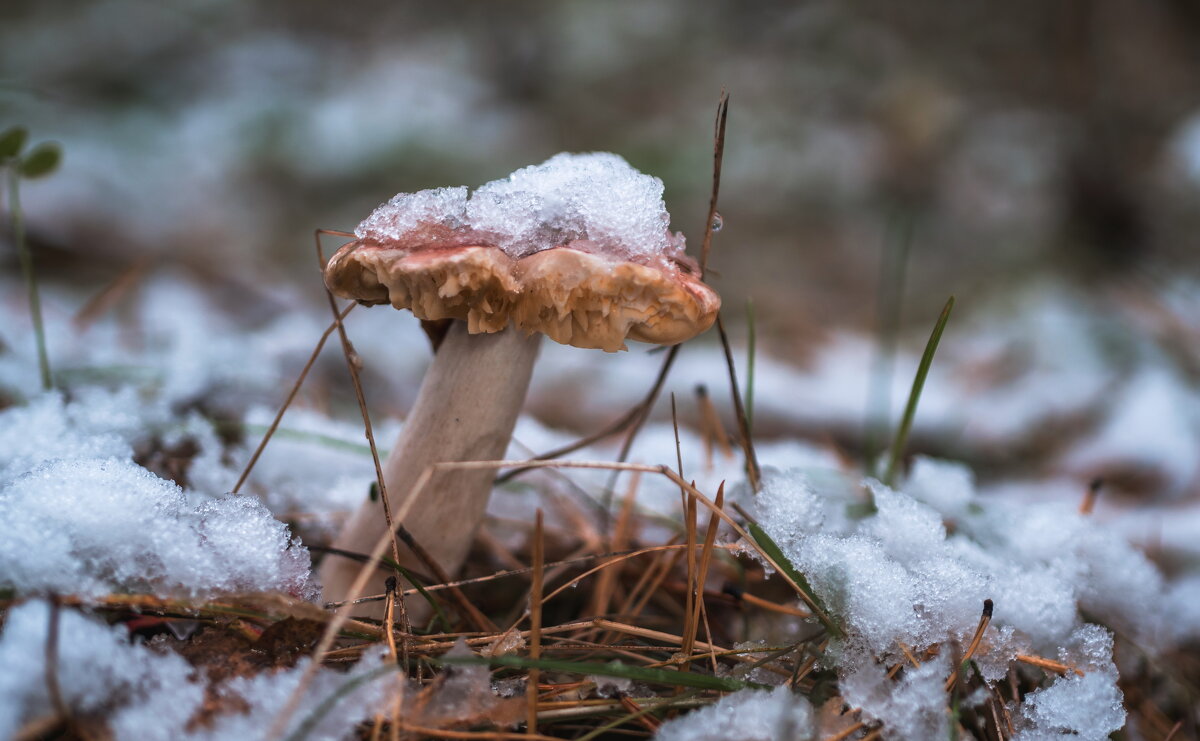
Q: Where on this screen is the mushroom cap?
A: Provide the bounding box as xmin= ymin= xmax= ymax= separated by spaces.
xmin=325 ymin=153 xmax=721 ymax=351
xmin=324 ymin=238 xmax=720 ymax=352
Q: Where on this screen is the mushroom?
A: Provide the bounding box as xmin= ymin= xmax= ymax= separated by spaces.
xmin=317 ymin=153 xmax=720 ymax=614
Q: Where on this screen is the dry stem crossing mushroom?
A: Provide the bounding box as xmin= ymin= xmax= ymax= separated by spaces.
xmin=318 ymin=153 xmax=720 ymax=614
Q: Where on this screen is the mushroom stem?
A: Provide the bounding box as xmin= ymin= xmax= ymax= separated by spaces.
xmin=318 ymin=322 xmax=541 ymax=615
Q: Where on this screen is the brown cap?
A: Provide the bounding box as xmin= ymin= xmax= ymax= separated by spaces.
xmin=324 ymin=238 xmax=720 ymax=352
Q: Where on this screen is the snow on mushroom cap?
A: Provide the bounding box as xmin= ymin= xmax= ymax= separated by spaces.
xmin=354 ymin=152 xmax=685 ymax=261
xmin=329 ymin=152 xmax=719 ymax=351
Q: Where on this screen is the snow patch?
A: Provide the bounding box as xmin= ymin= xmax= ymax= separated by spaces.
xmin=355 ymin=152 xmax=685 ymax=261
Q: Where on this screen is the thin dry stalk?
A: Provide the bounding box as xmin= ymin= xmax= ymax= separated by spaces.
xmin=590 ymin=618 xmax=728 ymax=655
xmin=671 ymin=393 xmax=686 ymax=507
xmin=383 ymin=577 xmax=399 ymax=662
xmin=233 ymin=302 xmax=355 ymax=493
xmin=696 ymin=595 xmax=721 ymax=673
xmin=682 ymin=483 xmax=724 ymax=665
xmin=825 ymin=720 xmax=866 ymax=741
xmin=394 ymin=725 xmax=560 ymax=740
xmin=986 ymin=693 xmax=1008 ymax=741
xmin=588 ymin=473 xmax=640 ymax=619
xmin=374 ymin=543 xmax=737 ymax=608
xmin=625 ymin=542 xmax=686 ymax=622
xmin=681 ymin=491 xmax=697 ymax=672
xmin=738 ymin=592 xmax=809 ymax=618
xmin=990 ymin=684 xmax=1014 ymax=739
xmin=545 ymin=545 xmax=695 ymax=606
xmin=314 ymin=230 xmax=403 ymax=586
xmin=618 ymin=696 xmax=661 ymax=733
xmin=1079 ymin=478 xmax=1103 ymax=515
xmin=527 ymin=511 xmax=545 ymax=735
xmin=600 ymin=346 xmax=681 ymax=519
xmin=715 ymin=314 xmax=761 ymax=491
xmin=791 ymin=651 xmax=822 ymax=688
xmin=271 ymin=458 xmax=831 ymax=740
xmin=677 ymin=393 xmax=698 ymax=672
xmin=897 ymin=642 xmax=921 ymax=668
xmin=1015 ymin=654 xmax=1084 ymax=676
xmin=316 ymin=230 xmax=495 ymax=635
xmin=13 ymin=715 xmax=63 ymax=741
xmin=946 ymin=599 xmax=993 ymax=692
xmin=394 ymin=526 xmax=497 ymax=633
xmin=699 ymin=90 xmax=729 ymax=279
xmin=498 ymin=345 xmax=678 ymax=486
xmin=696 ymin=385 xmax=733 ymax=467
xmin=72 ymin=256 xmax=151 ymax=331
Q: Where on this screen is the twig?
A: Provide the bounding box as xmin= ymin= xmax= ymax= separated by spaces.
xmin=233 ymin=303 xmax=355 ymax=493
xmin=1015 ymin=654 xmax=1084 ymax=677
xmin=1079 ymin=478 xmax=1103 ymax=515
xmin=700 ymin=90 xmax=729 ymax=279
xmin=527 ymin=510 xmax=544 ymax=736
xmin=72 ymin=256 xmax=152 ymax=332
xmin=715 ymin=314 xmax=761 ymax=491
xmin=619 ymin=696 xmax=662 ymax=733
xmin=588 ymin=473 xmax=640 ymax=619
xmin=945 ymin=599 xmax=993 ymax=692
xmin=696 ymin=384 xmax=733 ymax=466
xmin=315 ymin=229 xmax=493 ymax=634
xmin=270 ymin=457 xmax=836 ymax=740
xmin=682 ymin=483 xmax=724 ymax=664
xmin=590 ymin=618 xmax=728 ymax=655
xmin=314 ymin=230 xmax=404 ymax=587
xmin=599 ymin=345 xmax=681 ymax=520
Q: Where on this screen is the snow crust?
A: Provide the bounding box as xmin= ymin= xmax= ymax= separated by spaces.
xmin=752 ymin=460 xmax=1138 ymax=739
xmin=0 ymin=456 xmax=312 ymax=599
xmin=355 ymin=152 xmax=685 ymax=260
xmin=654 ymin=686 xmax=815 ymax=741
xmin=840 ymin=655 xmax=951 ymax=740
xmin=0 ymin=600 xmax=389 ymax=741
xmin=1013 ymin=625 xmax=1125 ymax=740
xmin=0 ymin=275 xmax=416 ymax=600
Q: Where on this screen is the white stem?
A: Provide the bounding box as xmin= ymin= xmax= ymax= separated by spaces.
xmin=318 ymin=323 xmax=541 ymax=614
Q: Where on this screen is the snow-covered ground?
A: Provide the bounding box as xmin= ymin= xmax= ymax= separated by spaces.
xmin=1 ymin=265 xmax=1198 ymax=738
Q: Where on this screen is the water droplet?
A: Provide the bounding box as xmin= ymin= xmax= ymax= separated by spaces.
xmin=710 ymin=212 xmax=724 ymax=233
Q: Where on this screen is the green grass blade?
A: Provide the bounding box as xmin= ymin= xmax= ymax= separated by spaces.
xmin=864 ymin=211 xmax=915 ymax=478
xmin=883 ymin=295 xmax=955 ymax=487
xmin=747 ymin=522 xmax=842 ymax=638
xmin=235 ymin=423 xmax=377 ymax=455
xmin=439 ymin=654 xmax=767 ymax=691
xmin=7 ymin=169 xmax=52 ymax=390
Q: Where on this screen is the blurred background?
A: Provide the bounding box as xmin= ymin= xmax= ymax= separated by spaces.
xmin=5 ymin=0 xmax=1200 ymax=507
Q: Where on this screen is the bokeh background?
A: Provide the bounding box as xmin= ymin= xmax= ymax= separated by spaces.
xmin=6 ymin=0 xmax=1200 ymax=505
